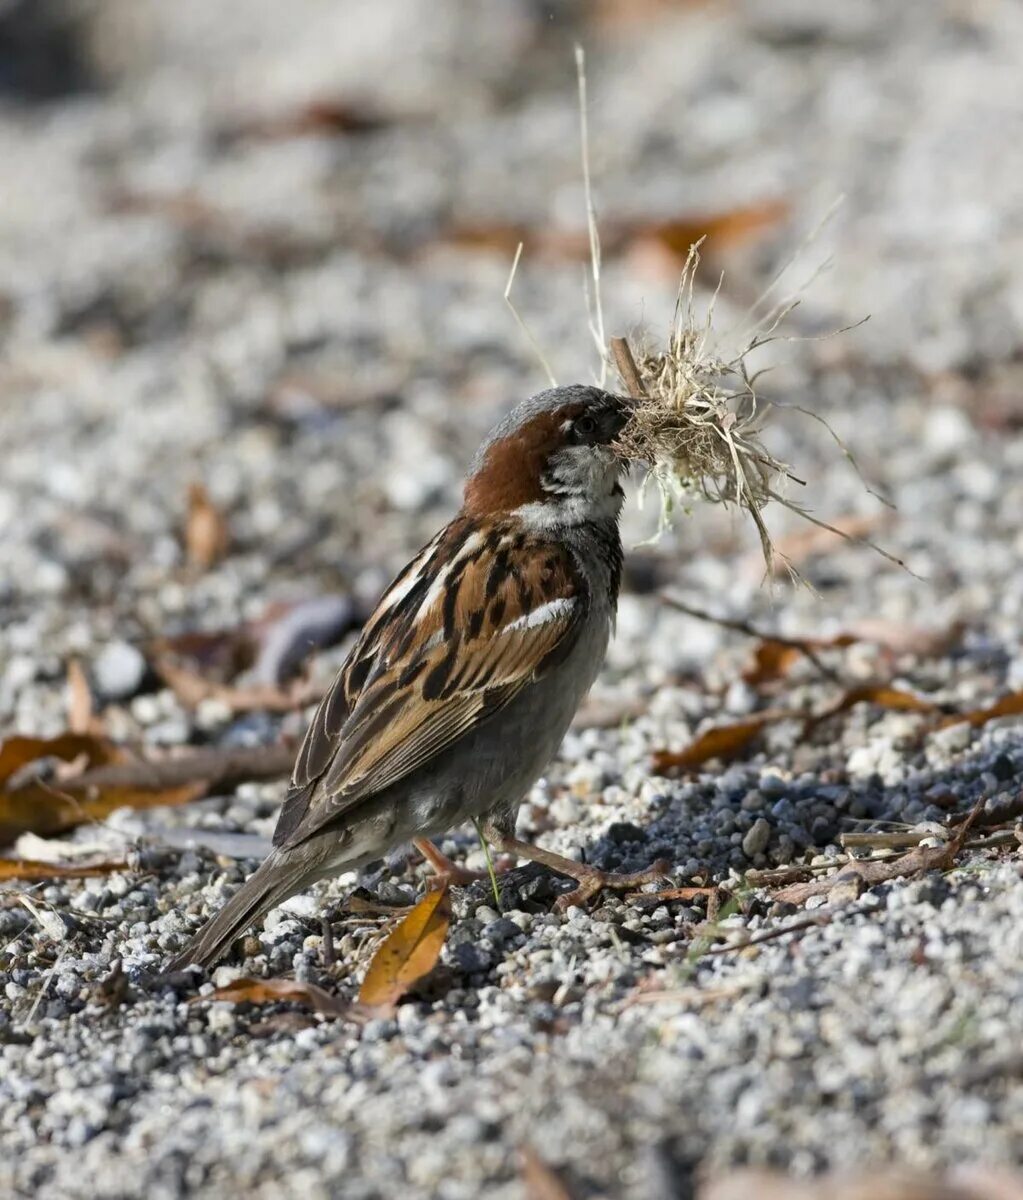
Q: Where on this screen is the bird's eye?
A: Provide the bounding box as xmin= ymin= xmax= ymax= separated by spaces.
xmin=574 ymin=415 xmax=598 ymax=439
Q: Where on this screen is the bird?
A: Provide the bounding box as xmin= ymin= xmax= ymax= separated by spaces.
xmin=166 ymin=383 xmax=666 ymax=971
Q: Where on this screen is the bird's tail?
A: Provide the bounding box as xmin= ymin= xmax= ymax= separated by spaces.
xmin=164 ymin=849 xmax=315 ymax=973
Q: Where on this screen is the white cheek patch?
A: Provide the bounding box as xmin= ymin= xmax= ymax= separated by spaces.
xmin=503 ymin=597 xmax=576 ymax=631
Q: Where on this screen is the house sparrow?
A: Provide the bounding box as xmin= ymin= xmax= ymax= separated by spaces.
xmin=167 ymin=384 xmax=666 ymax=971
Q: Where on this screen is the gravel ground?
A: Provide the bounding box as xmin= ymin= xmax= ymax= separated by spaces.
xmin=2 ymin=2 xmax=1022 ymax=1197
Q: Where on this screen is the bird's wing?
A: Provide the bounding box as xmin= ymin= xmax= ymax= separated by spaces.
xmin=273 ymin=518 xmax=586 ymax=848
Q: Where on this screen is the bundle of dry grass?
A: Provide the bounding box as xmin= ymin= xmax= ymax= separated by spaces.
xmin=607 ymin=243 xmax=900 ymax=581
xmin=503 ymin=48 xmax=903 ymax=583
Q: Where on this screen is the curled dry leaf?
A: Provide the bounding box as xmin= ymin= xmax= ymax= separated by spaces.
xmin=0 ymin=732 xmax=210 ymax=845
xmin=0 ymin=733 xmax=124 ymax=786
xmin=185 ymin=481 xmax=230 ymax=570
xmin=652 ymin=715 xmax=783 ymax=774
xmin=655 ymin=679 xmax=1020 ymax=777
xmin=198 ymin=977 xmax=348 ymax=1018
xmin=0 ymin=778 xmax=208 ymax=846
xmin=357 ymin=883 xmax=452 ymax=1012
xmin=442 ymin=202 xmax=787 ymax=265
xmin=223 ymin=97 xmax=391 ymax=142
xmin=951 ymin=689 xmax=1023 ymax=729
xmin=806 ymin=684 xmax=942 ymax=732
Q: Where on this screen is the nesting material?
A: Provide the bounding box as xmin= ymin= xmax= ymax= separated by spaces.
xmin=610 ymin=243 xmax=895 ymax=579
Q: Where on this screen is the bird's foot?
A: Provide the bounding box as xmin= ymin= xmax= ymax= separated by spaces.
xmin=414 ymin=838 xmax=514 ymax=888
xmin=481 ymin=830 xmax=669 ymax=911
xmin=551 ymin=860 xmax=670 ymax=912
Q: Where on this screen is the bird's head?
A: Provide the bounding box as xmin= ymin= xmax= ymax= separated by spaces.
xmin=463 ymin=385 xmax=630 ymax=529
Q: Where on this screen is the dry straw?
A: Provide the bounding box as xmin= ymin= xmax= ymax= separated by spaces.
xmin=506 ymin=47 xmax=906 ymax=583
xmin=606 ymin=240 xmax=905 ymax=582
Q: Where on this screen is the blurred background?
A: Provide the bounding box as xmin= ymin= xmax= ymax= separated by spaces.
xmin=2 ymin=0 xmax=1020 ymax=684
xmin=2 ymin=3 xmax=1023 ymax=1195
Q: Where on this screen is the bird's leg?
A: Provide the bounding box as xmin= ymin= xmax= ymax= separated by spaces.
xmin=412 ymin=838 xmax=515 ymax=888
xmin=482 ymin=827 xmax=668 ymax=911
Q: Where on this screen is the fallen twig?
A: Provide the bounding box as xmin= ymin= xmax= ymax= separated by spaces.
xmin=660 ymin=594 xmax=843 ymax=682
xmin=773 ymin=800 xmax=984 ymax=905
xmin=71 ymin=743 xmax=294 ymax=793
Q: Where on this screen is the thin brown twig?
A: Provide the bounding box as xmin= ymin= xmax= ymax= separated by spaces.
xmin=609 ymin=335 xmax=648 ymax=400
xmin=71 ymin=743 xmax=295 ymax=793
xmin=700 ymin=910 xmax=835 ymax=956
xmin=772 ymin=798 xmax=985 ymax=905
xmin=659 ymin=594 xmax=842 ymax=682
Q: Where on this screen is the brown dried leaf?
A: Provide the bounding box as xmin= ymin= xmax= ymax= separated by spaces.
xmin=652 ymin=716 xmax=777 ymax=774
xmin=521 ymin=1147 xmax=576 ymax=1200
xmin=953 ymin=690 xmax=1023 ymax=729
xmin=442 ymin=203 xmax=787 ymax=266
xmin=634 ymin=201 xmax=789 ymax=258
xmin=0 ymin=778 xmax=207 ymax=846
xmin=742 ymin=641 xmax=804 ymax=686
xmin=200 ymin=976 xmax=347 ymax=1017
xmin=185 ymin=481 xmax=230 ymax=570
xmin=772 ymin=803 xmax=981 ymax=906
xmin=808 ymin=685 xmax=941 ymax=732
xmin=148 ymin=627 xmax=257 ymax=683
xmin=0 ymin=857 xmax=128 ymax=881
xmin=0 ymin=733 xmax=124 ymax=786
xmin=225 ymin=98 xmax=390 ymax=142
xmin=358 ymin=883 xmax=452 ymax=1011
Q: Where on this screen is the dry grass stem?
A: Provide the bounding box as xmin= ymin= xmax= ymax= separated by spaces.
xmin=609 ymin=242 xmax=906 ymax=580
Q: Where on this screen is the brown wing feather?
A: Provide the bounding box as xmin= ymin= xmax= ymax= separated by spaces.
xmin=273 ymin=519 xmax=584 ymax=849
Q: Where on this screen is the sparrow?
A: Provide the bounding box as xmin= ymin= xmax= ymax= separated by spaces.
xmin=166 ymin=384 xmax=666 ymax=971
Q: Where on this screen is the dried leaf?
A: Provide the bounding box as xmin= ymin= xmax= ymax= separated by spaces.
xmin=652 ymin=716 xmax=777 ymax=773
xmin=521 ymin=1147 xmax=576 ymax=1200
xmin=200 ymin=976 xmax=347 ymax=1017
xmin=635 ymin=201 xmax=789 ymax=258
xmin=185 ymin=481 xmax=230 ymax=570
xmin=0 ymin=778 xmax=207 ymax=846
xmin=66 ymin=659 xmax=95 ymax=734
xmin=0 ymin=733 xmax=124 ymax=786
xmin=224 ymin=98 xmax=390 ymax=142
xmin=954 ymin=690 xmax=1023 ymax=729
xmin=0 ymin=857 xmax=128 ymax=881
xmin=148 ymin=628 xmax=257 ymax=683
xmin=358 ymin=883 xmax=452 ymax=1011
xmin=443 ymin=203 xmax=786 ymax=266
xmin=742 ymin=641 xmax=804 ymax=686
xmin=809 ymin=685 xmax=941 ymax=731
xmin=772 ymin=803 xmax=981 ymax=905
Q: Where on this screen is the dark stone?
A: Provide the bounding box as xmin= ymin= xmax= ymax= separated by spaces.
xmin=482 ymin=918 xmax=522 ymax=947
xmin=450 ymin=942 xmax=493 ymax=975
xmin=605 ymin=821 xmax=648 ymax=845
